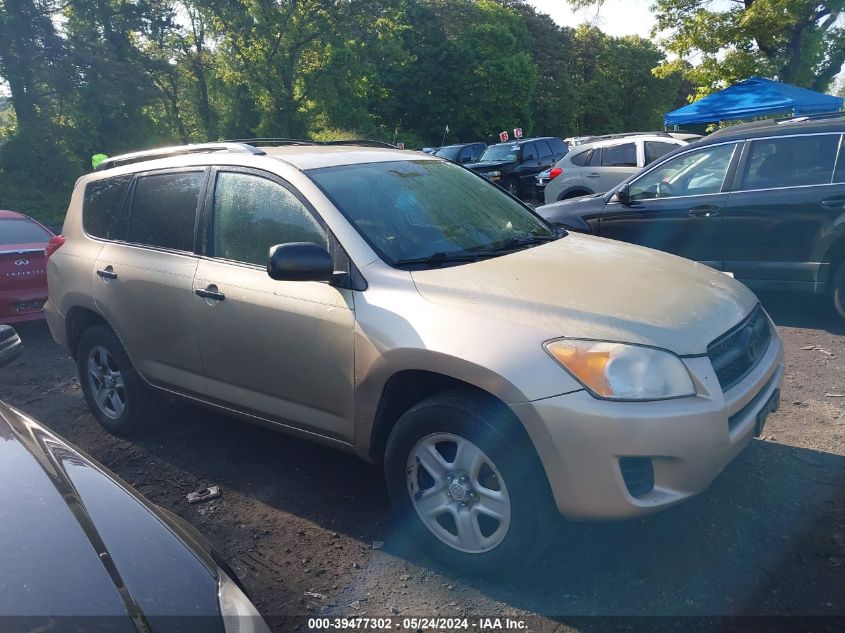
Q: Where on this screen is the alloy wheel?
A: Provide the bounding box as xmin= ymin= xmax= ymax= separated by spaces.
xmin=87 ymin=345 xmax=127 ymax=420
xmin=406 ymin=432 xmax=511 ymax=553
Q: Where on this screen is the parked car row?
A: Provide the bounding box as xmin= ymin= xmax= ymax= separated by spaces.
xmin=538 ymin=114 xmax=845 ymax=318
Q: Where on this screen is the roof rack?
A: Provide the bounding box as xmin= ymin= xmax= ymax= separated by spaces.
xmin=582 ymin=131 xmax=672 ymax=143
xmin=776 ymin=111 xmax=845 ymax=124
xmin=95 ymin=142 xmax=265 ymax=171
xmin=226 ymin=138 xmax=397 ymax=149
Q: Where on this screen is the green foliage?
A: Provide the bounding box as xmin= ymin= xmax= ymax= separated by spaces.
xmin=0 ymin=0 xmax=691 ymax=225
xmin=572 ymin=0 xmax=845 ymax=97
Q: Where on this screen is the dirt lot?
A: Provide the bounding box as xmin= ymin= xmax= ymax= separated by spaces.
xmin=2 ymin=291 xmax=844 ymax=631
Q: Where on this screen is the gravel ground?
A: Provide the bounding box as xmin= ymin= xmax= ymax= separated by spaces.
xmin=2 ymin=290 xmax=844 ymax=631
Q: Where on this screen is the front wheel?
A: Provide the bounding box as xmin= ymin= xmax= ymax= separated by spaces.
xmin=832 ymin=260 xmax=845 ymax=319
xmin=384 ymin=391 xmax=557 ymax=576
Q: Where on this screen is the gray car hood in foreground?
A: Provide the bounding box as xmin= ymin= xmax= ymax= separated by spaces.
xmin=411 ymin=233 xmax=757 ymax=356
xmin=0 ymin=402 xmax=223 ymax=633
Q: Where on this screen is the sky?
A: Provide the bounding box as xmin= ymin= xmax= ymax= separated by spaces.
xmin=527 ymin=0 xmax=656 ymax=38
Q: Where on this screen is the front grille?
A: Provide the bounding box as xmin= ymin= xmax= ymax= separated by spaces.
xmin=619 ymin=457 xmax=654 ymax=498
xmin=707 ymin=306 xmax=771 ymax=393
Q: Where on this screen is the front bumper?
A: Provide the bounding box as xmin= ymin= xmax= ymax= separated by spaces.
xmin=511 ymin=333 xmax=785 ymax=520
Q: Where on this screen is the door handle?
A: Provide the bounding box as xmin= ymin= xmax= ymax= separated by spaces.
xmin=688 ymin=205 xmax=720 ymax=218
xmin=586 ymin=173 xmax=601 ymax=178
xmin=821 ymin=198 xmax=845 ymax=210
xmin=96 ymin=267 xmax=117 ymax=280
xmin=195 ymin=286 xmax=225 ymax=302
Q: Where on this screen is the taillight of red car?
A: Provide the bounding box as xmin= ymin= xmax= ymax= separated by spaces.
xmin=549 ymin=167 xmax=563 ymax=180
xmin=45 ymin=235 xmax=65 ymax=259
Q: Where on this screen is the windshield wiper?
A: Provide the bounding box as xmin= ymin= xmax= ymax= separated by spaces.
xmin=392 ymin=251 xmax=487 ymax=268
xmin=473 ymin=234 xmax=560 ymax=254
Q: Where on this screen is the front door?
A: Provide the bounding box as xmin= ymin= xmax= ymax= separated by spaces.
xmin=721 ymin=133 xmax=845 ymax=290
xmin=93 ymin=169 xmax=207 ymax=395
xmin=193 ymin=168 xmax=356 ymax=440
xmin=599 ymin=141 xmax=741 ymax=266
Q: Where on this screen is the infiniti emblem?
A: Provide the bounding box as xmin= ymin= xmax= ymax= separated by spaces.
xmin=14 ymin=259 xmax=29 ymax=266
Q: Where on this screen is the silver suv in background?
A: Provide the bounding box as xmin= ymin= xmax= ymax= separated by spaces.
xmin=543 ymin=133 xmax=686 ymax=204
xmin=46 ymin=141 xmax=783 ymax=575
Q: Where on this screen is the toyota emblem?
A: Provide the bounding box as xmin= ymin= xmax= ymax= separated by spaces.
xmin=14 ymin=259 xmax=29 ymax=266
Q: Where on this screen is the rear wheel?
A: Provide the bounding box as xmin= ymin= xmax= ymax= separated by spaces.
xmin=384 ymin=390 xmax=557 ymax=576
xmin=832 ymin=260 xmax=845 ymax=319
xmin=77 ymin=325 xmax=160 ymax=435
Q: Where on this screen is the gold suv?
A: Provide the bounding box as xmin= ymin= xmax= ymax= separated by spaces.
xmin=45 ymin=141 xmax=785 ymax=575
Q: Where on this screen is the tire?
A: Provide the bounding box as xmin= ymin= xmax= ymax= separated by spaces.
xmin=832 ymin=260 xmax=845 ymax=320
xmin=502 ymin=178 xmax=520 ymax=199
xmin=384 ymin=390 xmax=557 ymax=577
xmin=77 ymin=324 xmax=160 ymax=435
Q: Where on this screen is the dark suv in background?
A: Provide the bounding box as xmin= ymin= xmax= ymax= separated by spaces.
xmin=537 ymin=115 xmax=845 ymax=318
xmin=434 ymin=142 xmax=487 ymax=164
xmin=467 ymin=137 xmax=568 ymax=198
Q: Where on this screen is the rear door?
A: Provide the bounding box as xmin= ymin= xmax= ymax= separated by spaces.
xmin=599 ymin=141 xmax=741 ymax=266
xmin=721 ymin=132 xmax=844 ymax=291
xmin=93 ymin=168 xmax=207 ymax=396
xmin=593 ymin=141 xmax=639 ymax=193
xmin=0 ymin=217 xmax=52 ymax=320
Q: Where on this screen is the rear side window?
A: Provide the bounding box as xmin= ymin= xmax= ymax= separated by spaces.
xmin=83 ymin=175 xmax=131 ymax=240
xmin=570 ymin=149 xmax=593 ymax=167
xmin=741 ymin=134 xmax=839 ymax=190
xmin=645 ymin=142 xmax=679 ymax=166
xmin=0 ymin=219 xmax=51 ymax=245
xmin=835 ymin=137 xmax=845 ymax=183
xmin=212 ymin=172 xmax=327 ymax=266
xmin=127 ymin=171 xmax=203 ymax=252
xmin=536 ymin=140 xmax=553 ymax=159
xmin=548 ymin=138 xmax=567 ymax=156
xmin=601 ymin=142 xmax=637 ymax=167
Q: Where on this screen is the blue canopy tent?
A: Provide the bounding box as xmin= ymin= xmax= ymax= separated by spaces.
xmin=664 ymin=76 xmax=843 ymax=127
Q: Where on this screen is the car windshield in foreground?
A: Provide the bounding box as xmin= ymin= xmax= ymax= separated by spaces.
xmin=308 ymin=160 xmax=557 ymax=268
xmin=479 ymin=144 xmax=521 ymax=163
xmin=433 ymin=146 xmax=461 ymax=160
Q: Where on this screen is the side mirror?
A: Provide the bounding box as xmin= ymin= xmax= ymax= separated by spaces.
xmin=0 ymin=325 xmax=23 ymax=369
xmin=616 ymin=183 xmax=631 ymax=205
xmin=267 ymin=242 xmax=334 ymax=282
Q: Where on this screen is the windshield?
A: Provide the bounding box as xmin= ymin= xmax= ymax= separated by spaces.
xmin=479 ymin=144 xmax=521 ymax=163
xmin=434 ymin=146 xmax=461 ymax=160
xmin=308 ymin=160 xmax=554 ymax=265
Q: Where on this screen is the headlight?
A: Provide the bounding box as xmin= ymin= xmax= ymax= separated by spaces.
xmin=544 ymin=339 xmax=695 ymax=401
xmin=488 ymin=170 xmax=501 ymax=178
xmin=218 ymin=570 xmax=271 ymax=633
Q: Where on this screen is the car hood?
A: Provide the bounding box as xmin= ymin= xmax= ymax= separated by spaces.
xmin=0 ymin=402 xmax=223 ymax=632
xmin=537 ymin=195 xmax=606 ymax=223
xmin=410 ymin=233 xmax=757 ymax=356
xmin=465 ymin=160 xmax=511 ymax=171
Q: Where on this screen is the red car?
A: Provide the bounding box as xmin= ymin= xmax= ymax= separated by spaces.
xmin=0 ymin=210 xmax=56 ymax=324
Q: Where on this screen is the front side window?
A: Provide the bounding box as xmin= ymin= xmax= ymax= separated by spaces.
xmin=740 ymin=134 xmax=840 ymax=190
xmin=628 ymin=143 xmax=737 ymax=201
xmin=212 ymin=172 xmax=327 ymax=266
xmin=127 ymin=171 xmax=203 ymax=251
xmin=602 ymin=142 xmax=637 ymax=167
xmin=83 ymin=175 xmax=132 ymax=240
xmin=434 ymin=146 xmax=460 ymax=161
xmin=308 ymin=160 xmax=554 ymax=264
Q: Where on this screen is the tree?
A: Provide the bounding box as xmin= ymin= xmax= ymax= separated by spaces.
xmin=570 ymin=0 xmax=845 ymax=95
